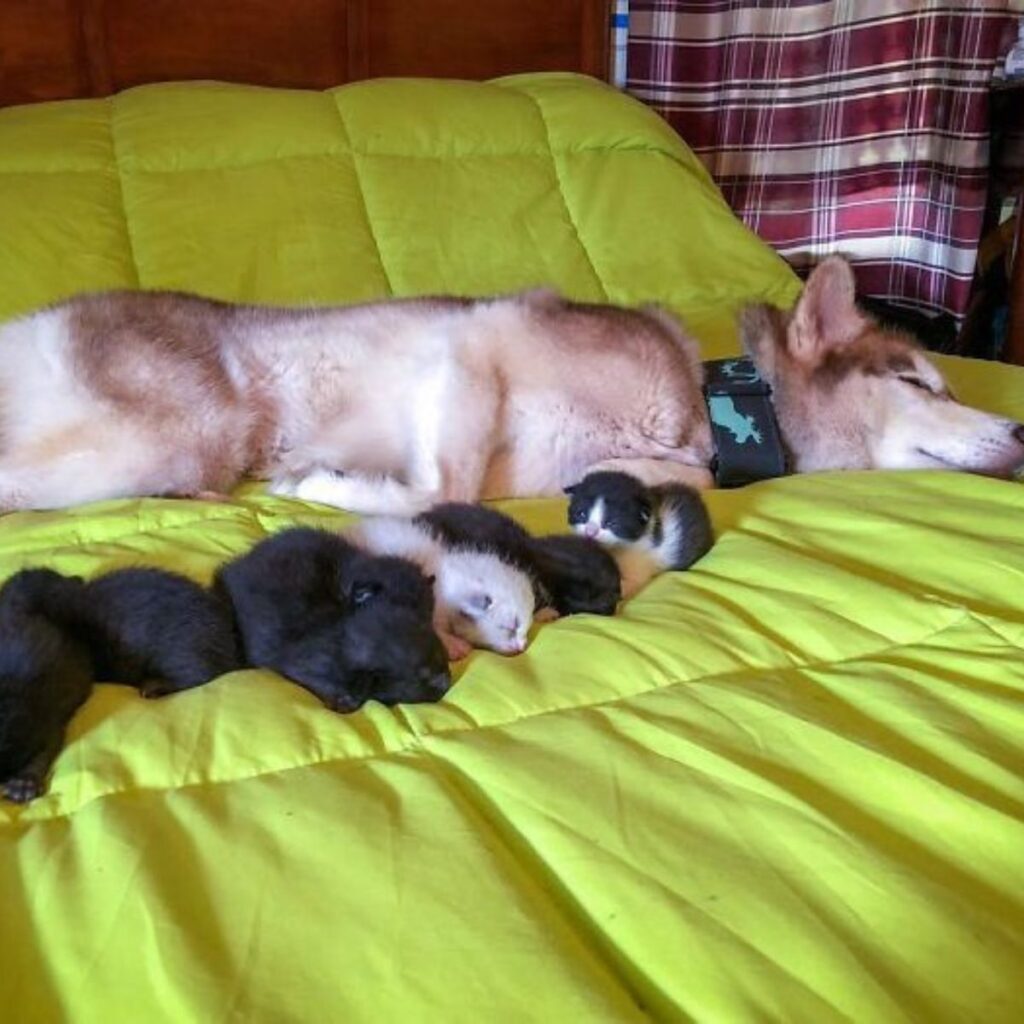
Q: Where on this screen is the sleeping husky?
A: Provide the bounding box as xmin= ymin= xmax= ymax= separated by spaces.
xmin=0 ymin=257 xmax=1021 ymax=514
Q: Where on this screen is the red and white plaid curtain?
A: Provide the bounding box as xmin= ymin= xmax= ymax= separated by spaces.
xmin=627 ymin=0 xmax=1020 ymax=319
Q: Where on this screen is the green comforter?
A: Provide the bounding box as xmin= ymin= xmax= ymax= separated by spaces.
xmin=1 ymin=74 xmax=1022 ymax=1022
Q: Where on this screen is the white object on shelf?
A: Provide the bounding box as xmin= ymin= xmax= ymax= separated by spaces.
xmin=1006 ymin=20 xmax=1024 ymax=78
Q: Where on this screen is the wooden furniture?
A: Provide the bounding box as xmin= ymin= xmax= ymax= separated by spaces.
xmin=0 ymin=0 xmax=611 ymax=108
xmin=963 ymin=79 xmax=1024 ymax=365
xmin=993 ymin=80 xmax=1024 ymax=365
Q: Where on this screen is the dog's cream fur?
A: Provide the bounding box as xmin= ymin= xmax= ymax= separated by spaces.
xmin=0 ymin=258 xmax=1021 ymax=515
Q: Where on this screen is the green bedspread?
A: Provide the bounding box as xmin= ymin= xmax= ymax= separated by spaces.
xmin=1 ymin=74 xmax=1022 ymax=1023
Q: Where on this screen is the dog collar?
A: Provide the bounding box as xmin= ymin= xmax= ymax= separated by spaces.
xmin=702 ymin=357 xmax=788 ymax=487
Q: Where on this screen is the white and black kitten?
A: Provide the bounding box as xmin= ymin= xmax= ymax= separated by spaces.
xmin=344 ymin=516 xmax=536 ymax=658
xmin=564 ymin=471 xmax=713 ymax=598
xmin=416 ymin=502 xmax=622 ymax=618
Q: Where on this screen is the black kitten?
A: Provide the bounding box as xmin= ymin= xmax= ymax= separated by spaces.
xmin=526 ymin=534 xmax=621 ymax=616
xmin=565 ymin=471 xmax=713 ymax=598
xmin=82 ymin=568 xmax=240 ymax=697
xmin=214 ymin=528 xmax=449 ymax=711
xmin=16 ymin=566 xmax=241 ymax=698
xmin=417 ymin=501 xmax=621 ymax=617
xmin=0 ymin=571 xmax=93 ymax=802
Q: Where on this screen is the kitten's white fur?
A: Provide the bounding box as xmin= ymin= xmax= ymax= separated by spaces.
xmin=576 ymin=498 xmax=687 ymax=599
xmin=345 ymin=517 xmax=535 ymax=657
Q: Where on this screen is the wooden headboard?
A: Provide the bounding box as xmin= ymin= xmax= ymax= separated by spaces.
xmin=0 ymin=0 xmax=612 ymax=108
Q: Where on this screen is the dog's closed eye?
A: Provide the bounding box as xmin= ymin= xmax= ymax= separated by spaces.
xmin=897 ymin=374 xmax=933 ymax=393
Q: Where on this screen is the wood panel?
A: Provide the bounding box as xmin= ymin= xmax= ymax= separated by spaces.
xmin=0 ymin=0 xmax=611 ymax=108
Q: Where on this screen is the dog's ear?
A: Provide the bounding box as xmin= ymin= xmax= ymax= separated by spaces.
xmin=458 ymin=591 xmax=493 ymax=619
xmin=349 ymin=580 xmax=381 ymax=607
xmin=562 ymin=483 xmax=578 ymax=496
xmin=789 ymin=256 xmax=869 ymax=362
xmin=738 ymin=302 xmax=785 ymax=382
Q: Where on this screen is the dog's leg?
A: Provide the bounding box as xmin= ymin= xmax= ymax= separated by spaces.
xmin=271 ymin=364 xmax=499 ymax=515
xmin=581 ymin=458 xmax=714 ymax=490
xmin=269 ymin=470 xmax=441 ymax=516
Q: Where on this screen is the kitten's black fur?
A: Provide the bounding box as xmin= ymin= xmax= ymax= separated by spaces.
xmin=14 ymin=566 xmax=241 ymax=698
xmin=527 ymin=534 xmax=621 ymax=616
xmin=417 ymin=502 xmax=621 ymax=616
xmin=0 ymin=570 xmax=93 ymax=802
xmin=565 ymin=471 xmax=713 ymax=571
xmin=214 ymin=528 xmax=449 ymax=712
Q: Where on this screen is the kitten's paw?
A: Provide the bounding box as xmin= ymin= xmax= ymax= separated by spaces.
xmin=140 ymin=679 xmax=174 ymax=699
xmin=3 ymin=775 xmax=43 ymax=803
xmin=441 ymin=632 xmax=473 ymax=661
xmin=533 ymin=607 xmax=561 ymax=624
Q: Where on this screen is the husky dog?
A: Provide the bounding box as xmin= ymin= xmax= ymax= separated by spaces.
xmin=0 ymin=258 xmax=1021 ymax=516
xmin=416 ymin=502 xmax=622 ymax=617
xmin=344 ymin=517 xmax=535 ymax=658
xmin=214 ymin=528 xmax=450 ymax=711
xmin=0 ymin=571 xmax=93 ymax=802
xmin=566 ymin=471 xmax=713 ymax=598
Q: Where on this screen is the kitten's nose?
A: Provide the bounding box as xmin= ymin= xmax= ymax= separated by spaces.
xmin=584 ymin=523 xmax=599 ymax=538
xmin=421 ymin=668 xmax=450 ymax=694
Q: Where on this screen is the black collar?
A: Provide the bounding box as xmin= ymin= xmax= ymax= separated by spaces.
xmin=702 ymin=357 xmax=788 ymax=487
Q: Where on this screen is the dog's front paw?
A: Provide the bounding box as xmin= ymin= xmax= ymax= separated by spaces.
xmin=3 ymin=774 xmax=44 ymax=803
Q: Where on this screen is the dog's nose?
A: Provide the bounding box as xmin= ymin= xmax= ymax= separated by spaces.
xmin=584 ymin=523 xmax=599 ymax=538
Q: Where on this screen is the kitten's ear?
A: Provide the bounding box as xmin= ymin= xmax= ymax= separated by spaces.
xmin=459 ymin=591 xmax=493 ymax=619
xmin=349 ymin=580 xmax=381 ymax=607
xmin=424 ymin=574 xmax=436 ymax=587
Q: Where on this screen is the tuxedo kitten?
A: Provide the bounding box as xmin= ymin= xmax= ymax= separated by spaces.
xmin=214 ymin=528 xmax=449 ymax=711
xmin=345 ymin=516 xmax=535 ymax=658
xmin=0 ymin=570 xmax=93 ymax=802
xmin=417 ymin=502 xmax=621 ymax=617
xmin=565 ymin=471 xmax=713 ymax=598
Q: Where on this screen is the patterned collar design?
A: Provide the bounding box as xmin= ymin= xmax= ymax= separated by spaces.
xmin=702 ymin=357 xmax=788 ymax=488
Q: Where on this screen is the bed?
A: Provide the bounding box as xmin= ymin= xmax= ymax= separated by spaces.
xmin=1 ymin=43 xmax=1023 ymax=1024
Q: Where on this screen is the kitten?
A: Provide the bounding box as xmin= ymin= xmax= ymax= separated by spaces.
xmin=27 ymin=567 xmax=241 ymax=698
xmin=0 ymin=570 xmax=93 ymax=802
xmin=214 ymin=528 xmax=449 ymax=711
xmin=565 ymin=471 xmax=713 ymax=598
xmin=417 ymin=502 xmax=621 ymax=617
xmin=527 ymin=534 xmax=621 ymax=617
xmin=345 ymin=516 xmax=535 ymax=657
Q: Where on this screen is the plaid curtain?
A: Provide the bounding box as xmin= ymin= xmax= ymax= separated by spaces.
xmin=627 ymin=0 xmax=1020 ymax=320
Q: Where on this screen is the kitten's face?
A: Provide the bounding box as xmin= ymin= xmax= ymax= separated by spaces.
xmin=340 ymin=607 xmax=450 ymax=709
xmin=565 ymin=472 xmax=652 ymax=546
xmin=448 ymin=570 xmax=535 ymax=656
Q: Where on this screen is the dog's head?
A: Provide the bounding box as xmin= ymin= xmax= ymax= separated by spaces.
xmin=740 ymin=257 xmax=1024 ymax=477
